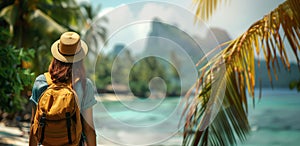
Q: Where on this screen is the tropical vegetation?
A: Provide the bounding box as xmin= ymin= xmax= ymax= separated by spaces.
xmin=0 ymin=0 xmax=299 ymax=145
xmin=183 ymin=0 xmax=300 ymax=145
xmin=0 ymin=0 xmax=88 ymax=74
xmin=0 ymin=0 xmax=181 ymax=114
xmin=80 ymin=1 xmax=108 ymax=56
xmin=129 ymin=56 xmax=181 ymax=97
xmin=289 ymin=79 xmax=300 ymax=91
xmin=0 ymin=0 xmax=107 ymax=114
xmin=0 ymin=24 xmax=34 ymax=113
xmin=91 ymin=49 xmax=181 ymax=97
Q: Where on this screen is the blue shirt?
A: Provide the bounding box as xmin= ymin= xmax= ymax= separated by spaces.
xmin=30 ymin=74 xmax=97 ymax=111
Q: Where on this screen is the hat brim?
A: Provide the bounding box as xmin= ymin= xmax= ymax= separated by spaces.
xmin=51 ymin=40 xmax=88 ymax=63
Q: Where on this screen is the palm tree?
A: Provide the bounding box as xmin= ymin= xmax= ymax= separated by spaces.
xmin=0 ymin=0 xmax=87 ymax=74
xmin=183 ymin=0 xmax=300 ymax=145
xmin=79 ymin=2 xmax=108 ymax=56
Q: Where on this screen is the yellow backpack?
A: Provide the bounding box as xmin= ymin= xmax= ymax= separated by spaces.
xmin=31 ymin=72 xmax=82 ymax=146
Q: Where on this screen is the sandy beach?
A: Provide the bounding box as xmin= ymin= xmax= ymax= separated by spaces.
xmin=0 ymin=93 xmax=183 ymax=146
xmin=0 ymin=94 xmax=118 ymax=146
xmin=0 ymin=122 xmax=183 ymax=146
xmin=0 ymin=122 xmax=29 ymax=145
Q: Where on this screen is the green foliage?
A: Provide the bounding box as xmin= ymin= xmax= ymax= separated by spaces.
xmin=0 ymin=23 xmax=35 ymax=112
xmin=184 ymin=0 xmax=300 ymax=145
xmin=0 ymin=0 xmax=88 ymax=75
xmin=89 ymin=54 xmax=113 ymax=90
xmin=129 ymin=57 xmax=181 ymax=97
xmin=0 ymin=45 xmax=35 ymax=112
xmin=289 ymin=79 xmax=300 ymax=91
xmin=0 ymin=0 xmax=108 ymax=112
xmin=90 ymin=52 xmax=181 ymax=97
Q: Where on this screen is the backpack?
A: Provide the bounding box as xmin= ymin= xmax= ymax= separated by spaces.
xmin=31 ymin=72 xmax=82 ymax=146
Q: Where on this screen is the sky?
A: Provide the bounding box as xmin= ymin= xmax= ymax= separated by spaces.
xmin=76 ymin=0 xmax=298 ymax=62
xmin=82 ymin=0 xmax=285 ymax=38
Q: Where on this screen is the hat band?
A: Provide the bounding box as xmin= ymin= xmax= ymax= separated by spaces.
xmin=57 ymin=43 xmax=82 ymax=56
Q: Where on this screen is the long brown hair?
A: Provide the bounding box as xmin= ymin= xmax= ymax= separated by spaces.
xmin=48 ymin=58 xmax=87 ymax=95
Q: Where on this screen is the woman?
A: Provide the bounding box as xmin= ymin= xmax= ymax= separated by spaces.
xmin=29 ymin=32 xmax=97 ymax=146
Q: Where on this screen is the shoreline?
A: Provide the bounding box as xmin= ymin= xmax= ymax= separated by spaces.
xmin=0 ymin=121 xmax=183 ymax=146
xmin=96 ymin=93 xmax=182 ymax=102
xmin=0 ymin=94 xmax=136 ymax=146
xmin=0 ymin=122 xmax=29 ymax=146
xmin=0 ymin=93 xmax=182 ymax=146
xmin=96 ymin=93 xmax=135 ymax=102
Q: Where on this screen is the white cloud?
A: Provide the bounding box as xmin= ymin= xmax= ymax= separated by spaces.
xmin=90 ymin=0 xmax=298 ymax=63
xmin=137 ymin=3 xmax=174 ymax=21
xmin=206 ymin=0 xmax=285 ymax=38
xmin=76 ymin=0 xmax=89 ymax=4
xmin=96 ymin=5 xmax=136 ymax=54
xmin=96 ymin=7 xmax=114 ymax=19
xmin=98 ymin=0 xmax=287 ymax=59
xmin=99 ymin=2 xmax=209 ymax=54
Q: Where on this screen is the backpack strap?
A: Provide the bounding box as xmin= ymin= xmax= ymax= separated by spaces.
xmin=44 ymin=72 xmax=53 ymax=85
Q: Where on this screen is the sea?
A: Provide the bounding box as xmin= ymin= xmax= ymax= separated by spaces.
xmin=93 ymin=89 xmax=300 ymax=146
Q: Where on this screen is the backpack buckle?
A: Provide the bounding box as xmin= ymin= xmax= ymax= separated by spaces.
xmin=39 ymin=114 xmax=46 ymax=127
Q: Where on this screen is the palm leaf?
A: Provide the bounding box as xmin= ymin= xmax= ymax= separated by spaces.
xmin=183 ymin=0 xmax=300 ymax=145
xmin=36 ymin=0 xmax=87 ymax=31
xmin=192 ymin=0 xmax=229 ymax=21
xmin=80 ymin=2 xmax=108 ymax=57
xmin=25 ymin=9 xmax=66 ymax=39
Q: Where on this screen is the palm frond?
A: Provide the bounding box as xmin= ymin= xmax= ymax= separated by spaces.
xmin=192 ymin=0 xmax=229 ymax=21
xmin=183 ymin=0 xmax=300 ymax=145
xmin=79 ymin=2 xmax=108 ymax=58
xmin=26 ymin=9 xmax=66 ymax=38
xmin=37 ymin=0 xmax=86 ymax=31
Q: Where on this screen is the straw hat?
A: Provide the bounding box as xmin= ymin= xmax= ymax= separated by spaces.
xmin=51 ymin=32 xmax=88 ymax=63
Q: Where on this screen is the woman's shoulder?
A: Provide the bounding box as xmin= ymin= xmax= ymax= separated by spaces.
xmin=32 ymin=74 xmax=48 ymax=91
xmin=86 ymin=78 xmax=94 ymax=86
xmin=35 ymin=74 xmax=46 ymax=81
xmin=30 ymin=73 xmax=48 ymax=104
xmin=74 ymin=78 xmax=95 ymax=91
xmin=32 ymin=73 xmax=48 ymax=86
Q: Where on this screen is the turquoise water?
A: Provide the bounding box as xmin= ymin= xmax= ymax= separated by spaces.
xmin=93 ymin=96 xmax=184 ymax=145
xmin=93 ymin=89 xmax=300 ymax=145
xmin=240 ymin=89 xmax=300 ymax=146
